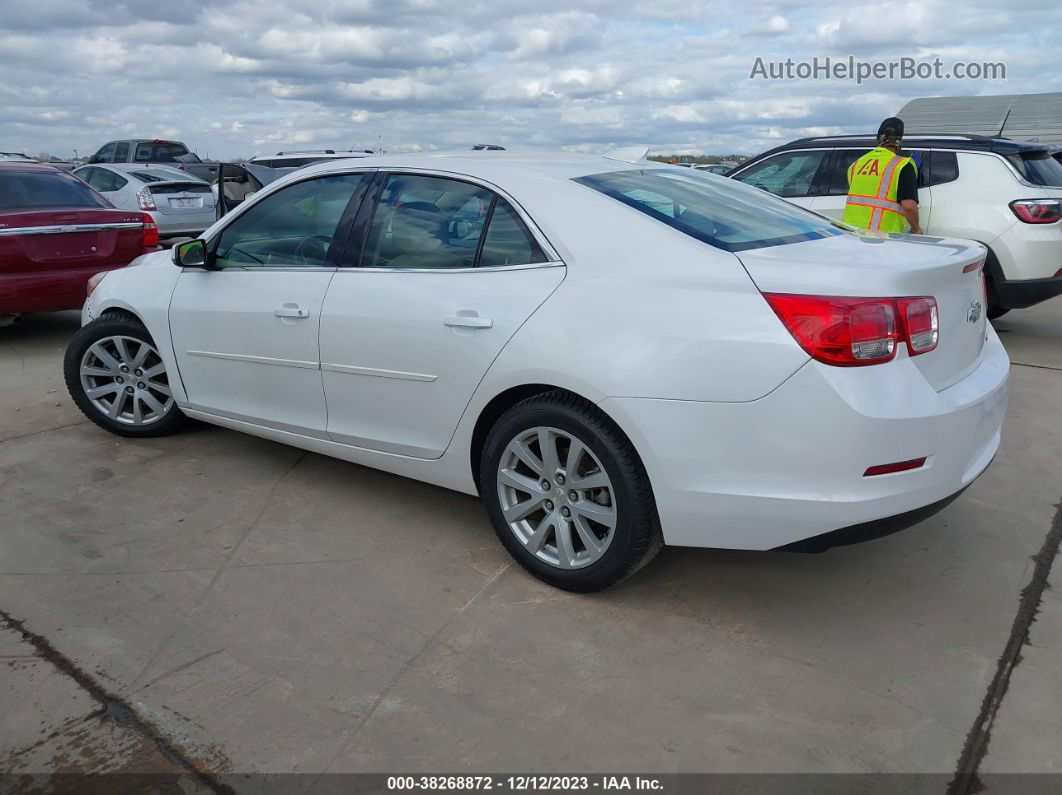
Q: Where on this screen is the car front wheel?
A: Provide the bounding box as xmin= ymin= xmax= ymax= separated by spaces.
xmin=481 ymin=391 xmax=662 ymax=592
xmin=64 ymin=312 xmax=186 ymax=438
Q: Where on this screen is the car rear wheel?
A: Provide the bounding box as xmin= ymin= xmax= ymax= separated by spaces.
xmin=481 ymin=391 xmax=662 ymax=592
xmin=64 ymin=313 xmax=186 ymax=438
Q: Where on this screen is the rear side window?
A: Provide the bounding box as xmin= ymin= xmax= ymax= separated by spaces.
xmin=576 ymin=169 xmax=843 ymax=252
xmin=131 ymin=169 xmax=195 ymax=183
xmin=361 ymin=174 xmax=494 ymax=269
xmin=0 ymin=170 xmax=109 ymax=209
xmin=928 ymin=151 xmax=959 ymax=186
xmin=825 ymin=149 xmax=930 ymax=195
xmin=113 ymin=142 xmax=130 ymax=162
xmin=826 ymin=150 xmax=866 ymax=196
xmin=731 ymin=150 xmax=828 ymax=198
xmin=134 ymin=142 xmax=190 ymax=163
xmin=1007 ymin=151 xmax=1062 ymax=187
xmin=478 ymin=200 xmax=546 ymax=268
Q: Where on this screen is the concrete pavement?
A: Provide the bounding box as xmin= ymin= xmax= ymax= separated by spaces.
xmin=1 ymin=302 xmax=1059 ymax=790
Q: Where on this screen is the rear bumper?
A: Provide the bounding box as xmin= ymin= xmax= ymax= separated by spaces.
xmin=150 ymin=211 xmax=215 ymax=238
xmin=0 ymin=265 xmax=123 ymax=314
xmin=994 ymin=272 xmax=1062 ymax=310
xmin=774 ymin=482 xmax=973 ymax=552
xmin=600 ymin=329 xmax=1010 ymax=550
xmin=987 ymin=221 xmax=1062 ymax=308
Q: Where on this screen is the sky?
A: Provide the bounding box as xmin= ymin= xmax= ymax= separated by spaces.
xmin=2 ymin=0 xmax=1060 ymax=160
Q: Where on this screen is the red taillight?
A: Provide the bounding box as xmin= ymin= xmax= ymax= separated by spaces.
xmin=896 ymin=297 xmax=939 ymax=354
xmin=1009 ymin=199 xmax=1062 ymax=224
xmin=763 ymin=294 xmax=899 ymax=366
xmin=141 ymin=213 xmax=159 ymax=247
xmin=864 ymin=457 xmax=927 ymax=477
xmin=764 ymin=293 xmax=938 ymax=366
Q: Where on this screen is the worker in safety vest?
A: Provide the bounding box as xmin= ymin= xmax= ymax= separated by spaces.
xmin=842 ymin=117 xmax=922 ymax=234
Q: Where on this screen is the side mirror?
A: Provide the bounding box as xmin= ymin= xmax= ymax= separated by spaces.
xmin=173 ymin=238 xmax=208 ymax=268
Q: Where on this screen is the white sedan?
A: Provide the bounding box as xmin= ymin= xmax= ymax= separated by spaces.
xmin=66 ymin=151 xmax=1009 ymax=591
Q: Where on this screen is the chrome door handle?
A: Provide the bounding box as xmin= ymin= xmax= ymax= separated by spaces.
xmin=274 ymin=304 xmax=309 ymax=319
xmin=445 ymin=314 xmax=493 ymax=329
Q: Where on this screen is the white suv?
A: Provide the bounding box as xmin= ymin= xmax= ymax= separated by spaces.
xmin=730 ymin=134 xmax=1062 ymax=317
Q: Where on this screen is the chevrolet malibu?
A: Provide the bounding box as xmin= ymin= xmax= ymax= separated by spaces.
xmin=65 ymin=152 xmax=1009 ymax=591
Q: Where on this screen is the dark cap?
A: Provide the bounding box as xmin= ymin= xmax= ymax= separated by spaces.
xmin=877 ymin=117 xmax=905 ymax=139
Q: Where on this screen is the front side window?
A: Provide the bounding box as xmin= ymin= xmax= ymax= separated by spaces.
xmin=214 ymin=173 xmax=364 ymax=268
xmin=0 ymin=170 xmax=109 ymax=210
xmin=575 ymin=168 xmax=843 ymax=253
xmin=731 ymin=150 xmax=827 ymax=198
xmin=360 ymin=174 xmax=493 ymax=269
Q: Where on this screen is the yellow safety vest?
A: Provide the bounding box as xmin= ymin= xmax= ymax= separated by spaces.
xmin=842 ymin=148 xmax=916 ymax=233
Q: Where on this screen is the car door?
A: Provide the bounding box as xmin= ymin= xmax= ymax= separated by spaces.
xmin=810 ymin=148 xmax=933 ymax=230
xmin=168 ymin=171 xmax=369 ymax=436
xmin=319 ymin=172 xmax=565 ymax=459
xmin=728 ymin=150 xmax=829 ymax=211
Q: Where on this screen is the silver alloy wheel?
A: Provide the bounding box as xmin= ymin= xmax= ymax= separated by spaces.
xmin=79 ymin=335 xmax=174 ymax=426
xmin=497 ymin=426 xmax=617 ymax=570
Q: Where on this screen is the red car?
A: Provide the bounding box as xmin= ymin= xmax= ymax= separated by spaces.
xmin=0 ymin=162 xmax=159 ymax=319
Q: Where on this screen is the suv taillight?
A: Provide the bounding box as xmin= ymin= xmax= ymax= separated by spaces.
xmin=1010 ymin=199 xmax=1062 ymax=224
xmin=141 ymin=213 xmax=159 ymax=247
xmin=136 ymin=187 xmax=156 ymax=211
xmin=764 ymin=294 xmax=938 ymax=366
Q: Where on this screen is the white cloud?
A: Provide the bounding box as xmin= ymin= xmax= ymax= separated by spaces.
xmin=0 ymin=0 xmax=1057 ymax=160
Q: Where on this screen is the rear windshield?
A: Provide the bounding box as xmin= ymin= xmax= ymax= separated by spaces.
xmin=131 ymin=169 xmax=195 ymax=183
xmin=0 ymin=170 xmax=108 ymax=210
xmin=253 ymin=157 xmax=324 ymax=169
xmin=133 ymin=142 xmax=191 ymax=162
xmin=1007 ymin=151 xmax=1062 ymax=187
xmin=574 ymin=168 xmax=843 ymax=252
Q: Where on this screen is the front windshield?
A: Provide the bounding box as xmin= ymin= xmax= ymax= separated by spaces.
xmin=574 ymin=168 xmax=843 ymax=252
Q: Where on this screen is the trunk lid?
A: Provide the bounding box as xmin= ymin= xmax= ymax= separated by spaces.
xmin=147 ymin=181 xmax=215 ymax=215
xmin=737 ymin=232 xmax=988 ymax=391
xmin=0 ymin=208 xmax=145 ymax=273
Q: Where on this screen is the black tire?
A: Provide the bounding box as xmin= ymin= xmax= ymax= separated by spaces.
xmin=64 ymin=311 xmax=186 ymax=438
xmin=987 ymin=305 xmax=1010 ymax=320
xmin=480 ymin=391 xmax=662 ymax=592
